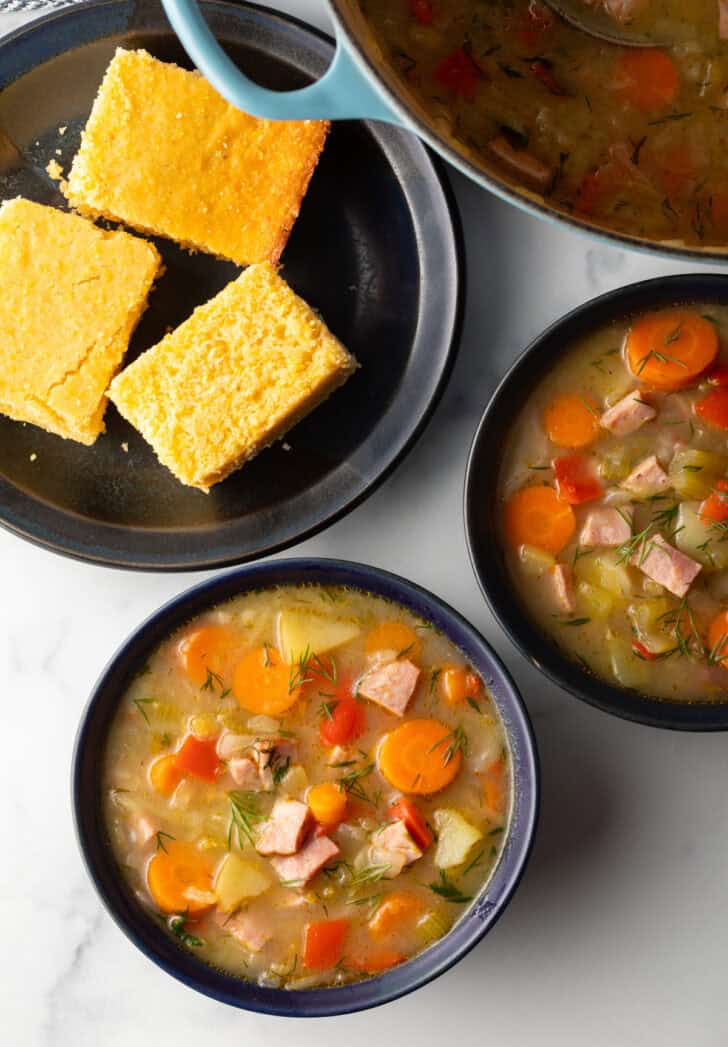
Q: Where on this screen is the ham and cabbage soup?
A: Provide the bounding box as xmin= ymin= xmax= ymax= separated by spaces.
xmin=103 ymin=586 xmax=510 ymax=988
xmin=359 ymin=0 xmax=728 ymax=247
xmin=499 ymin=303 xmax=728 ymax=702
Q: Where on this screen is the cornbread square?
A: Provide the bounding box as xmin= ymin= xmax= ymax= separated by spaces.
xmin=66 ymin=48 xmax=329 ymax=265
xmin=108 ymin=263 xmax=358 ymax=490
xmin=0 ymin=197 xmax=161 ymax=445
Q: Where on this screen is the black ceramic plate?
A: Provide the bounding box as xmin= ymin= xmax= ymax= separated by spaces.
xmin=0 ymin=0 xmax=462 ymax=570
xmin=465 ymin=274 xmax=728 ymax=731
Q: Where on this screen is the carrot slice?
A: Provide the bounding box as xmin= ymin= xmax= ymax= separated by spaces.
xmin=174 ymin=735 xmax=221 ymax=784
xmin=379 ymin=718 xmax=462 ymax=795
xmin=696 ymin=388 xmax=728 ymax=430
xmin=365 ymin=622 xmax=421 ymax=661
xmin=232 ymin=646 xmax=301 ymax=716
xmin=303 ymin=919 xmax=348 ymax=969
xmin=439 ymin=665 xmax=481 ymax=705
xmin=708 ymin=610 xmax=728 ymax=669
xmin=307 ymin=782 xmax=348 ymax=826
xmin=700 ymin=481 xmax=728 ymax=524
xmin=615 ymin=49 xmax=679 ymax=113
xmin=147 ymin=840 xmax=214 ymax=914
xmin=178 ymin=624 xmax=238 ymax=687
xmin=349 ymin=949 xmax=406 ymax=974
xmin=625 ymin=310 xmax=718 ymax=390
xmin=368 ymin=891 xmax=424 ymax=941
xmin=504 ymin=485 xmax=576 ymax=554
xmin=149 ymin=753 xmax=183 ymax=796
xmin=389 ymin=797 xmax=433 ymax=849
xmin=482 ymin=757 xmax=507 ymax=815
xmin=543 ymin=393 xmax=599 ymax=449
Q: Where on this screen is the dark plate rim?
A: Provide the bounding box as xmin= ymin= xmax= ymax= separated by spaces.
xmin=464 ymin=273 xmax=728 ymax=732
xmin=72 ymin=556 xmax=539 ymax=1016
xmin=0 ymin=0 xmax=465 ymax=572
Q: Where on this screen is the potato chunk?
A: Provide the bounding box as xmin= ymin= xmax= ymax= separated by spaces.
xmin=433 ymin=809 xmax=483 ymax=870
xmin=277 ymin=610 xmax=360 ymax=662
xmin=214 ymin=853 xmax=271 ymax=913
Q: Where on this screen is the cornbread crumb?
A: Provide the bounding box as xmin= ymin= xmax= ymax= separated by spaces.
xmin=59 ymin=126 xmax=67 ymax=135
xmin=66 ymin=48 xmax=329 ymax=265
xmin=46 ymin=159 xmax=63 ymax=179
xmin=29 ymin=453 xmax=37 ymax=462
xmin=0 ymin=198 xmax=162 ymax=445
xmin=109 ymin=264 xmax=358 ymax=490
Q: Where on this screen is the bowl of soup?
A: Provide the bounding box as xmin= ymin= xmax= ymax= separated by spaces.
xmin=73 ymin=558 xmax=538 ymax=1015
xmin=163 ymin=0 xmax=728 ymax=259
xmin=466 ymin=274 xmax=728 ymax=730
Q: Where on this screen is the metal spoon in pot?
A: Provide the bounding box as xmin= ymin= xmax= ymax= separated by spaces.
xmin=543 ymin=0 xmax=671 ymax=47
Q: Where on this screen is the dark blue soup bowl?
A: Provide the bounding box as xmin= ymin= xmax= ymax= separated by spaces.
xmin=73 ymin=558 xmax=538 ymax=1016
xmin=465 ymin=274 xmax=728 ymax=732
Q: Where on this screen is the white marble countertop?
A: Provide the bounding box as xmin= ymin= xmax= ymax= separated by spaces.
xmin=2 ymin=2 xmax=728 ymax=1045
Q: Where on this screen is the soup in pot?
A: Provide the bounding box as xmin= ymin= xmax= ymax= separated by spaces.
xmin=359 ymin=0 xmax=728 ymax=247
xmin=103 ymin=585 xmax=511 ymax=988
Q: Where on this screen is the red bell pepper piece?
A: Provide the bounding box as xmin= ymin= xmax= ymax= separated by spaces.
xmin=632 ymin=639 xmax=659 ymax=661
xmin=410 ymin=0 xmax=434 ymax=25
xmin=389 ymin=797 xmax=433 ymax=850
xmin=435 ymin=47 xmax=483 ymax=100
xmin=553 ymin=455 xmax=603 ymax=504
xmin=319 ymin=695 xmax=366 ymax=747
xmin=700 ymin=480 xmax=728 ymax=524
xmin=696 ymin=387 xmax=728 ymax=430
xmin=174 ymin=735 xmax=221 ymax=783
xmin=531 ymin=60 xmax=568 ymax=97
xmin=303 ymin=919 xmax=348 ymax=969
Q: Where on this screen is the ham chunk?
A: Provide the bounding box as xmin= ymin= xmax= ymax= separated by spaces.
xmin=621 ymin=455 xmax=670 ymax=498
xmin=226 ymin=736 xmax=297 ymax=791
xmin=548 ymin=564 xmax=576 ymax=614
xmin=256 ymin=799 xmax=312 ymax=857
xmin=228 ymin=755 xmax=263 ymax=790
xmin=270 ymin=834 xmax=340 ymax=885
xmin=369 ymin=820 xmax=422 ymax=878
xmin=487 ymin=136 xmax=553 ymax=191
xmin=217 ymin=909 xmax=272 ymax=953
xmin=580 ymin=506 xmax=632 ymax=547
xmin=600 ymin=390 xmax=655 ymax=436
xmin=631 ymin=534 xmax=702 ymax=598
xmin=357 ymin=659 xmax=420 ymax=716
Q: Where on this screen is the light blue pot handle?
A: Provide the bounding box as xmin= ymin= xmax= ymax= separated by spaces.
xmin=160 ymin=0 xmax=403 ymax=124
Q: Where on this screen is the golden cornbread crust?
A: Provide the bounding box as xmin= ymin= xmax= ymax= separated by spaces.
xmin=0 ymin=198 xmax=161 ymax=445
xmin=108 ymin=263 xmax=358 ymax=491
xmin=66 ymin=48 xmax=330 ymax=265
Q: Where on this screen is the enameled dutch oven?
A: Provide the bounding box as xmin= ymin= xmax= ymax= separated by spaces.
xmin=73 ymin=558 xmax=539 ymax=1016
xmin=162 ymin=0 xmax=726 ymax=261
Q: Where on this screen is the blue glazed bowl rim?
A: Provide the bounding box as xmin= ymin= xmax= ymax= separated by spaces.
xmin=464 ymin=273 xmax=728 ymax=732
xmin=72 ymin=557 xmax=539 ymax=1016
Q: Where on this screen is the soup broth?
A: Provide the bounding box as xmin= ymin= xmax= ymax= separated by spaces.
xmin=103 ymin=585 xmax=510 ymax=989
xmin=359 ymin=0 xmax=728 ymax=247
xmin=499 ymin=301 xmax=728 ymax=702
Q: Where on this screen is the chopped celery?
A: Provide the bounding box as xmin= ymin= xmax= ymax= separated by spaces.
xmin=675 ymin=502 xmax=728 ymax=571
xmin=599 ymin=445 xmax=633 ymax=483
xmin=627 ymin=599 xmax=675 ymax=654
xmin=416 ymin=910 xmax=452 ymax=945
xmin=669 ymin=449 xmax=728 ymax=501
xmin=189 ymin=714 xmax=219 ymax=738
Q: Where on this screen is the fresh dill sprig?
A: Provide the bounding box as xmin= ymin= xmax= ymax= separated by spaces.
xmin=227 ymin=791 xmax=264 ymax=848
